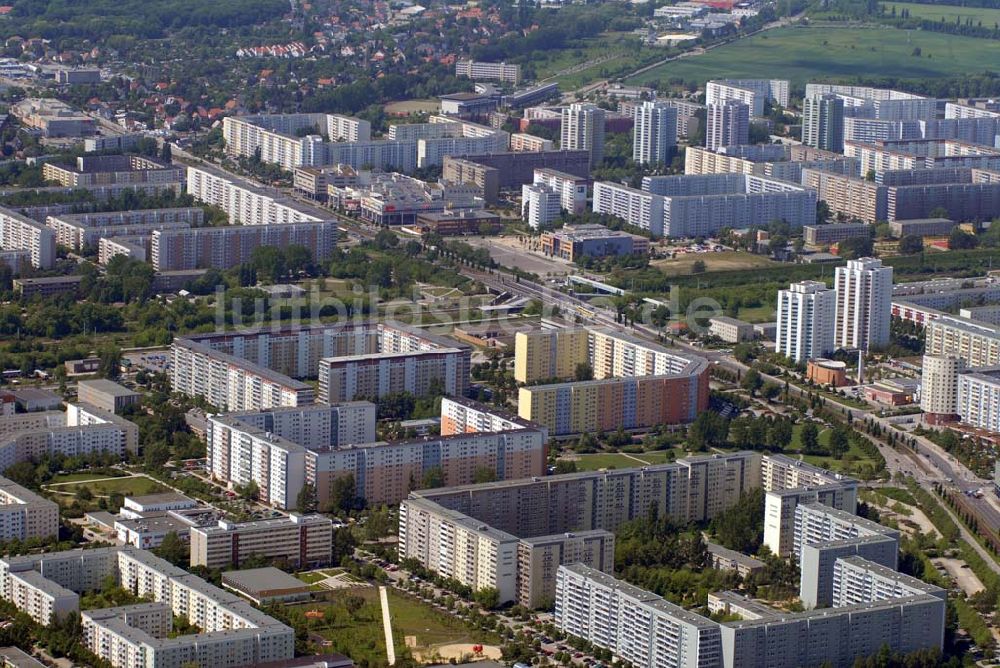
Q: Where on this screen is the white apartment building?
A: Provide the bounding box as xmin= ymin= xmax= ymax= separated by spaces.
xmin=533 ymin=168 xmax=587 ymax=214
xmin=945 ymin=101 xmax=1000 ymax=120
xmin=957 ymin=366 xmax=1000 ymax=432
xmin=509 ymin=133 xmax=554 ymax=152
xmin=455 ymin=60 xmax=521 ymax=85
xmin=521 ymin=183 xmax=563 ymax=230
xmin=46 ymin=207 xmax=204 ymax=251
xmin=705 ymin=79 xmax=790 ymax=117
xmin=798 ymin=533 xmax=900 ymax=608
xmin=223 ymin=114 xmax=372 ymax=170
xmin=706 ymin=100 xmax=749 ymax=152
xmin=185 ymin=163 xmax=327 ymax=226
xmin=189 ymin=514 xmax=334 ymax=569
xmin=920 ymin=354 xmax=965 ymax=418
xmin=832 ymin=556 xmax=945 ymax=609
xmin=555 ymin=564 xmax=723 ymax=668
xmin=776 ymin=280 xmax=837 ymax=363
xmin=792 ymin=502 xmax=900 ymax=564
xmin=592 ymin=182 xmax=664 ymax=236
xmin=708 ymin=316 xmax=754 ymax=343
xmin=804 ymin=84 xmax=937 ymax=121
xmin=206 ymin=403 xmax=375 ymax=509
xmin=561 ymin=103 xmax=606 ymax=167
xmin=834 ymin=258 xmax=893 ymax=352
xmin=0 ymin=207 xmax=56 ymax=270
xmin=926 ymin=316 xmax=1000 ymax=367
xmin=633 ymin=100 xmax=677 ymax=165
xmin=0 ymin=475 xmax=58 ymax=540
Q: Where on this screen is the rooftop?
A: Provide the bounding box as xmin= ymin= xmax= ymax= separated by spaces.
xmin=77 ymin=378 xmax=139 ymax=398
xmin=221 ymin=566 xmax=313 ymax=595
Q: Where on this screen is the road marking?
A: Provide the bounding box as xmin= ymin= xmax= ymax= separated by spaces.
xmin=379 ymin=585 xmax=396 ymax=666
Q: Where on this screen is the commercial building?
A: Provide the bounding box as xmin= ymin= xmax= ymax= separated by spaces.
xmin=802 ymin=222 xmax=872 ymax=247
xmin=455 ymin=60 xmax=521 ymax=85
xmin=47 ymin=207 xmax=204 ymax=251
xmin=633 ymin=100 xmax=678 ymax=165
xmin=413 ymin=209 xmax=502 ymax=236
xmin=540 ymin=224 xmax=649 ymax=262
xmin=706 ymin=100 xmax=750 ymax=151
xmin=329 ymin=171 xmax=483 ymax=225
xmin=594 ymin=173 xmax=815 ymax=238
xmin=221 ymin=566 xmax=313 ymax=605
xmin=439 ymin=92 xmax=498 ymax=117
xmin=502 ymin=83 xmax=559 ymax=109
xmin=776 ymin=280 xmax=836 ymax=363
xmin=11 ymin=98 xmax=94 ymax=137
xmin=0 ymin=475 xmax=59 ymax=541
xmin=400 ymin=451 xmax=761 ymax=606
xmin=708 ymin=316 xmax=754 ymax=343
xmin=802 ymin=93 xmax=845 ymax=153
xmin=293 ymin=164 xmax=366 ymax=201
xmin=190 ymin=514 xmax=334 ymax=569
xmin=0 ymin=207 xmax=56 ymax=270
xmin=555 ymin=565 xmax=723 ymax=668
xmin=150 ymin=220 xmax=340 ymax=271
xmin=561 ymin=104 xmax=606 ymax=167
xmin=76 ymin=379 xmax=140 ymax=415
xmin=186 ymin=163 xmax=328 ymax=226
xmin=705 ymin=80 xmax=790 ymax=117
xmin=834 ymin=258 xmax=893 ymax=352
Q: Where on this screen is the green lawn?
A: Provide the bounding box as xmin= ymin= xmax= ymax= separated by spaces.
xmin=735 ymin=305 xmax=774 ymax=324
xmin=58 ymin=476 xmax=170 ymax=498
xmin=533 ymin=33 xmax=661 ymax=89
xmin=48 ymin=471 xmax=128 ymax=484
xmin=882 ymin=1 xmax=1000 ymax=25
xmin=628 ymin=25 xmax=1000 ymax=86
xmin=570 ymin=449 xmax=685 ymax=471
xmin=780 ymin=424 xmax=879 ymax=475
xmin=785 ymin=423 xmax=832 ymax=452
xmin=652 ymin=251 xmax=779 ymax=278
xmin=296 ymin=572 xmax=326 ymax=584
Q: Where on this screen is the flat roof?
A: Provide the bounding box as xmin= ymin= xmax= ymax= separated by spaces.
xmin=77 ymin=378 xmax=139 ymax=397
xmin=222 ymin=566 xmax=311 ymax=595
xmin=126 ymin=492 xmax=194 ymax=506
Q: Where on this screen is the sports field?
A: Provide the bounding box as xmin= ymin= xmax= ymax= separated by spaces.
xmin=628 ymin=25 xmax=1000 ymax=86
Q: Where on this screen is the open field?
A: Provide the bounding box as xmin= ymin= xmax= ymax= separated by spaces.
xmin=882 ymin=1 xmax=1000 ymax=25
xmin=533 ymin=32 xmax=660 ymax=89
xmin=567 ymin=449 xmax=685 ymax=470
xmin=48 ymin=471 xmax=128 ymax=485
xmin=628 ymin=25 xmax=1000 ymax=86
xmin=384 ymin=99 xmax=439 ymax=116
xmin=735 ymin=304 xmax=774 ymax=323
xmin=53 ymin=476 xmax=170 ymax=498
xmin=651 ymin=251 xmax=779 ymax=278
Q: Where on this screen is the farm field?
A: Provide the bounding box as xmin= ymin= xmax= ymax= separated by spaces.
xmin=882 ymin=1 xmax=1000 ymax=25
xmin=628 ymin=25 xmax=1000 ymax=86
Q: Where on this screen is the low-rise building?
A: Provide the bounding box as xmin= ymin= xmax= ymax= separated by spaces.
xmin=708 ymin=316 xmax=754 ymax=343
xmin=190 ymin=514 xmax=334 ymax=569
xmin=221 ymin=566 xmax=313 ymax=605
xmin=540 ymin=224 xmax=648 ymax=262
xmin=76 ymin=379 xmax=140 ymax=415
xmin=705 ymin=541 xmax=765 ymax=577
xmin=806 ymin=358 xmax=849 ymax=387
xmin=802 ymin=223 xmax=872 ymax=247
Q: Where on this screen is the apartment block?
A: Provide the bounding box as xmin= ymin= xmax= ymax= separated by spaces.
xmin=802 ymin=93 xmax=845 ymax=153
xmin=400 ymin=452 xmax=761 ymax=605
xmin=150 ymin=221 xmax=339 ymax=271
xmin=706 ymin=100 xmax=750 ymax=152
xmin=591 ymin=182 xmax=665 ymax=236
xmin=223 ymin=114 xmax=372 ymax=170
xmin=561 ymin=103 xmax=606 ymax=167
xmin=441 ymin=158 xmax=501 ymax=204
xmin=926 ymin=316 xmax=1000 ymax=367
xmin=440 ymin=396 xmax=545 ymax=437
xmin=793 ymin=503 xmax=900 ymax=565
xmin=532 ymin=168 xmax=587 ymax=215
xmin=42 ymin=155 xmax=183 ymax=190
xmin=509 ymin=133 xmax=554 ymax=152
xmin=633 ymin=100 xmax=678 ymax=165
xmin=776 ymin=280 xmax=836 ymax=363
xmin=0 ymin=475 xmax=58 ymax=541
xmin=803 ymin=84 xmax=936 ymax=122
xmin=46 ymin=207 xmax=203 ymax=250
xmin=957 ymin=366 xmax=1000 ymax=432
xmin=832 ymin=556 xmax=945 ymax=608
xmin=708 ymin=316 xmax=754 ymax=343
xmin=835 ymin=258 xmax=893 ymax=352
xmin=920 ymin=354 xmax=965 ymax=420
xmin=0 ymin=207 xmax=56 ymax=269
xmin=706 ymin=79 xmax=790 ymax=117
xmin=444 ymin=150 xmax=591 ymax=189
xmin=521 ymin=183 xmax=563 ymax=229
xmin=555 ymin=565 xmax=723 ymax=668
xmin=189 ymin=514 xmax=334 ymax=569
xmin=799 ymin=534 xmax=900 ymax=608
xmin=186 ymin=163 xmax=328 ymax=226
xmin=455 ymin=60 xmax=521 ymax=85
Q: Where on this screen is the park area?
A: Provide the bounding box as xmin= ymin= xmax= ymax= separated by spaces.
xmin=287 ymin=587 xmax=499 ymax=665
xmin=566 ymin=449 xmax=687 ymax=471
xmin=651 ymin=251 xmax=779 ymax=278
xmin=629 ymin=25 xmax=1000 ymax=86
xmin=43 ymin=472 xmax=170 ymax=510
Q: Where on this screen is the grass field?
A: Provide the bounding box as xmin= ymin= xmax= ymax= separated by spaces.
xmin=881 ymin=1 xmax=1000 ymax=25
xmin=735 ymin=304 xmax=775 ymax=323
xmin=651 ymin=251 xmax=779 ymax=278
xmin=534 ymin=33 xmax=660 ymax=89
xmin=384 ymin=99 xmax=440 ymax=116
xmin=48 ymin=471 xmax=128 ymax=485
xmin=781 ymin=425 xmax=879 ymax=474
xmin=628 ymin=25 xmax=1000 ymax=86
xmin=56 ymin=476 xmax=170 ymax=498
xmin=570 ymin=449 xmax=685 ymax=470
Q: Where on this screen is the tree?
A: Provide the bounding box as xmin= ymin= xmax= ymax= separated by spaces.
xmin=237 ymin=480 xmax=259 ymax=501
xmin=948 ymin=228 xmax=979 ymax=250
xmin=687 ymin=411 xmax=730 ymax=451
xmin=473 ymin=586 xmax=500 ymax=610
xmin=296 ymin=482 xmax=318 ymax=513
xmin=574 ymin=362 xmax=594 ymax=381
xmin=75 ymin=486 xmax=93 ymax=502
xmin=421 ymin=466 xmax=445 ymax=489
xmin=897 ymin=234 xmax=923 ymax=254
xmin=154 ymin=531 xmax=188 ymax=567
xmin=691 ymin=259 xmax=707 ymax=274
xmin=473 ymin=467 xmax=497 ymax=484
xmin=800 ymin=422 xmax=821 ymax=454
xmin=761 ymin=382 xmax=781 ymax=401
xmin=837 ymin=235 xmax=874 ymax=260
xmin=741 ymin=369 xmax=763 ymax=396
xmin=327 ymin=474 xmax=361 ymax=514
xmin=98 ymin=345 xmax=122 ymax=380
xmin=828 ymin=426 xmax=850 ymax=459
